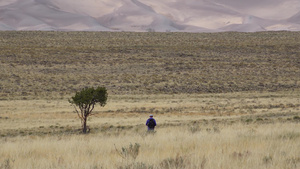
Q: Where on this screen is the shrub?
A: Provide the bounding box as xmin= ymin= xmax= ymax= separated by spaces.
xmin=115 ymin=143 xmax=141 ymax=161
xmin=160 ymin=154 xmax=190 ymax=169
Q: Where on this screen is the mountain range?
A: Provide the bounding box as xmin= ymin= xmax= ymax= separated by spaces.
xmin=1 ymin=0 xmax=300 ymax=32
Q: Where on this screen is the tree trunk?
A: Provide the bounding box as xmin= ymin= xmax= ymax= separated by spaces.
xmin=82 ymin=117 xmax=87 ymax=133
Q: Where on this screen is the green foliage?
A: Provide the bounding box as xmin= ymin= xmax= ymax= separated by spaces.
xmin=293 ymin=116 xmax=300 ymax=121
xmin=245 ymin=119 xmax=253 ymax=123
xmin=69 ymin=87 xmax=107 ymax=108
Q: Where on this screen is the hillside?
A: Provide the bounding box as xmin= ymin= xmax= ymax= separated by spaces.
xmin=0 ymin=31 xmax=299 ymax=99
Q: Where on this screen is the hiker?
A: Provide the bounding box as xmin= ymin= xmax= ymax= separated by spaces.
xmin=146 ymin=114 xmax=156 ymax=131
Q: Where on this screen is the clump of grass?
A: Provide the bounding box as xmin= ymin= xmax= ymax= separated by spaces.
xmin=263 ymin=155 xmax=273 ymax=165
xmin=279 ymin=132 xmax=300 ymax=140
xmin=0 ymin=158 xmax=15 ymax=169
xmin=118 ymin=162 xmax=153 ymax=169
xmin=256 ymin=118 xmax=263 ymax=121
xmin=189 ymin=125 xmax=202 ymax=134
xmin=160 ymin=154 xmax=190 ymax=169
xmin=115 ymin=143 xmax=141 ymax=161
xmin=245 ymin=119 xmax=253 ymax=123
xmin=293 ymin=116 xmax=300 ymax=121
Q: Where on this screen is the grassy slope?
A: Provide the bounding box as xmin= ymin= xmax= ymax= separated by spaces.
xmin=0 ymin=31 xmax=300 ymax=99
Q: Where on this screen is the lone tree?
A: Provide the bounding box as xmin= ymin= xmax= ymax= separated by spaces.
xmin=69 ymin=87 xmax=108 ymax=133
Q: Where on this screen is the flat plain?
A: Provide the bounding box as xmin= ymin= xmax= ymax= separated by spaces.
xmin=0 ymin=31 xmax=300 ymax=169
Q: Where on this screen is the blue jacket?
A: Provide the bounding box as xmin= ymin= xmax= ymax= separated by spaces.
xmin=146 ymin=117 xmax=156 ymax=129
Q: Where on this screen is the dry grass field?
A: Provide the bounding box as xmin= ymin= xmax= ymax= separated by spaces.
xmin=1 ymin=31 xmax=300 ymax=98
xmin=0 ymin=31 xmax=300 ymax=169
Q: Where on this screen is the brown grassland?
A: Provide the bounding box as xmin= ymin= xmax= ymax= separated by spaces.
xmin=0 ymin=31 xmax=300 ymax=169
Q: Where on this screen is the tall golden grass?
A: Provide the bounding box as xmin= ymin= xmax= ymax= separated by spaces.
xmin=1 ymin=92 xmax=300 ymax=168
xmin=1 ymin=122 xmax=299 ymax=169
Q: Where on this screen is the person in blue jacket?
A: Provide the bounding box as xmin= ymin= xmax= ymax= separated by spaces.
xmin=146 ymin=114 xmax=156 ymax=131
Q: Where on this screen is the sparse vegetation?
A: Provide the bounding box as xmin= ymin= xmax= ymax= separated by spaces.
xmin=0 ymin=31 xmax=300 ymax=99
xmin=0 ymin=31 xmax=299 ymax=168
